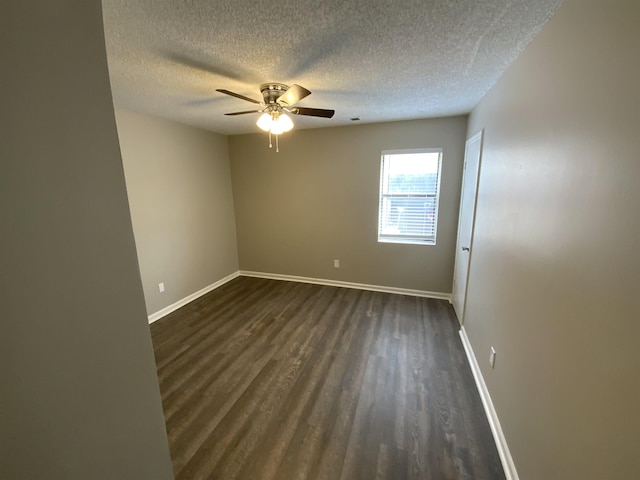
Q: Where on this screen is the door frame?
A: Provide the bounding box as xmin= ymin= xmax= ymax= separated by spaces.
xmin=452 ymin=129 xmax=484 ymax=325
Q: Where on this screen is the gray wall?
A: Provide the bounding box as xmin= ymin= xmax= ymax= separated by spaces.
xmin=115 ymin=108 xmax=239 ymax=316
xmin=465 ymin=0 xmax=640 ymax=478
xmin=0 ymin=2 xmax=174 ymax=479
xmin=229 ymin=117 xmax=467 ymax=294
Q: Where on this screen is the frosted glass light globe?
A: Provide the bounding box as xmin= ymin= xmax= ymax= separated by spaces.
xmin=256 ymin=112 xmax=273 ymax=132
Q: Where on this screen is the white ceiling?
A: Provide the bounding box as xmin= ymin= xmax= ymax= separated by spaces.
xmin=102 ymin=0 xmax=564 ymax=135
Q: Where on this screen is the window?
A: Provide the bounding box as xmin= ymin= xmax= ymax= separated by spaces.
xmin=378 ymin=148 xmax=442 ymax=245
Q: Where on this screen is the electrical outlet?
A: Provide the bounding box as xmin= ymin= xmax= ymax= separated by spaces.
xmin=334 ymin=259 xmax=340 ymax=268
xmin=489 ymin=346 xmax=496 ymax=368
xmin=158 ymin=282 xmax=165 ymax=293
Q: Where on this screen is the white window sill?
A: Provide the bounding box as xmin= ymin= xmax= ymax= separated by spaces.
xmin=378 ymin=238 xmax=436 ymax=246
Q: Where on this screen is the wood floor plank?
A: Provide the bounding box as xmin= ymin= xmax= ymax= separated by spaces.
xmin=150 ymin=277 xmax=506 ymax=480
xmin=176 ymin=284 xmax=339 ymax=478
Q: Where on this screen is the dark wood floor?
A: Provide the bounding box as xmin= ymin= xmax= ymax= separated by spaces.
xmin=150 ymin=276 xmax=505 ymax=480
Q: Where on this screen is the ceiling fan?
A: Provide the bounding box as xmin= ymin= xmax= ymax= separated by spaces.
xmin=216 ymin=83 xmax=335 ymax=151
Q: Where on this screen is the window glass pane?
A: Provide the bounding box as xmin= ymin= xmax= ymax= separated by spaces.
xmin=384 ymin=152 xmax=440 ymax=195
xmin=379 ymin=197 xmax=436 ymax=236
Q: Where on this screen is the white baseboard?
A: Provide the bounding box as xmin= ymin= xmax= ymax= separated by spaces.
xmin=148 ymin=270 xmax=450 ymax=324
xmin=459 ymin=326 xmax=519 ymax=480
xmin=239 ymin=270 xmax=451 ymax=301
xmin=147 ymin=271 xmax=240 ymax=324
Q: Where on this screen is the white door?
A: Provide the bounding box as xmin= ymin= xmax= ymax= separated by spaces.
xmin=452 ymin=130 xmax=483 ymax=324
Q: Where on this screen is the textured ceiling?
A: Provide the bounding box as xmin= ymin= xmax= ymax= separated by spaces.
xmin=102 ymin=0 xmax=564 ymax=135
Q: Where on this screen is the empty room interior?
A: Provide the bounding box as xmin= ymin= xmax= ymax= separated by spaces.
xmin=2 ymin=1 xmax=639 ymax=479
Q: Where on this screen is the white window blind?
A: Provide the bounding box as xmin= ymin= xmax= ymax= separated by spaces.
xmin=378 ymin=149 xmax=442 ymax=245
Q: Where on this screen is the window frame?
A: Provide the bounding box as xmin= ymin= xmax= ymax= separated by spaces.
xmin=377 ymin=148 xmax=443 ymax=245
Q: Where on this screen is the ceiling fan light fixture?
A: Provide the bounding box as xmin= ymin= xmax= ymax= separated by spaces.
xmin=256 ymin=111 xmax=294 ymax=134
xmin=272 ymin=113 xmax=293 ymax=134
xmin=257 ymin=112 xmax=273 ymax=132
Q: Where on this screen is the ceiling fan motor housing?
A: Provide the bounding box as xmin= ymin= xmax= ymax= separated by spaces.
xmin=260 ymin=83 xmax=289 ymax=105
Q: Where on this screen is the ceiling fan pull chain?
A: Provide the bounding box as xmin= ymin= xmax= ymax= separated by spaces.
xmin=268 ymin=131 xmax=272 ymax=149
xmin=276 ymin=133 xmax=279 ymax=153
